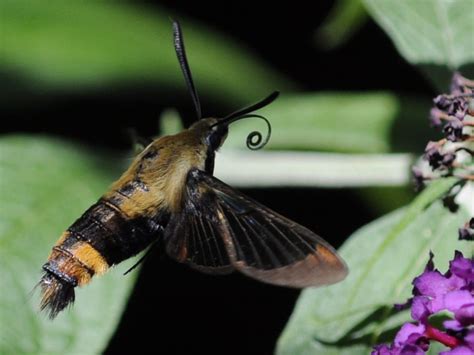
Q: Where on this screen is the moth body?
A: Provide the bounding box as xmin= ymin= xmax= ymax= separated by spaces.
xmin=39 ymin=119 xmax=221 ymax=318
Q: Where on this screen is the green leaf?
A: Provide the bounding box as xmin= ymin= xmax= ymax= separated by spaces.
xmin=0 ymin=0 xmax=293 ymax=105
xmin=224 ymin=92 xmax=399 ymax=153
xmin=315 ymin=0 xmax=369 ymax=50
xmin=363 ymin=0 xmax=474 ymax=89
xmin=0 ymin=135 xmax=138 ymax=354
xmin=363 ymin=0 xmax=474 ymax=68
xmin=277 ymin=178 xmax=471 ymax=355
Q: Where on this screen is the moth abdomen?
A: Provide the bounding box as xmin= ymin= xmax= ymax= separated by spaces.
xmin=38 ymin=239 xmax=101 ymax=318
xmin=39 ymin=198 xmax=165 ymax=318
xmin=38 ymin=272 xmax=76 ymax=319
xmin=65 ymin=200 xmax=134 ymax=266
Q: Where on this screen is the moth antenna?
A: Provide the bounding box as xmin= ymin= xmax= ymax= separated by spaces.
xmin=172 ymin=20 xmax=202 ymax=120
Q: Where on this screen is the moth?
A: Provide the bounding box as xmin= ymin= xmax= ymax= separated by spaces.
xmin=38 ymin=21 xmax=348 ymax=319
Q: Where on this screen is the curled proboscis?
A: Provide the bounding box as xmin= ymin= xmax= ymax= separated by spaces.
xmin=238 ymin=114 xmax=272 ymax=150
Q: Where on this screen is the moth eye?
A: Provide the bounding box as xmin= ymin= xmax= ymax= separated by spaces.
xmin=208 ymin=127 xmax=227 ymax=151
xmin=208 ymin=132 xmax=220 ymax=150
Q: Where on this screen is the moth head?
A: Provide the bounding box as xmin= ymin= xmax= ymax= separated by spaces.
xmin=188 ymin=90 xmax=279 ymax=152
xmin=187 ymin=118 xmax=226 ymax=152
xmin=172 ymin=20 xmax=279 ymax=152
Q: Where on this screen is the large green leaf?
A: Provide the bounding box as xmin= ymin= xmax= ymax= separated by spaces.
xmin=0 ymin=0 xmax=293 ymax=105
xmin=0 ymin=135 xmax=138 ymax=354
xmin=277 ymin=178 xmax=471 ymax=354
xmin=224 ymin=92 xmax=399 ymax=153
xmin=363 ymin=0 xmax=474 ymax=89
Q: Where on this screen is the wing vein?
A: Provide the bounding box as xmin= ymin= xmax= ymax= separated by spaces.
xmin=225 ymin=208 xmax=263 ymax=269
xmin=206 ymin=218 xmax=226 ymax=266
xmin=239 ymin=213 xmax=281 ymax=268
xmin=199 ymin=216 xmax=216 ymax=267
xmin=268 ymin=220 xmax=312 ymax=257
xmin=245 ymin=215 xmax=289 ymax=267
xmin=193 ymin=214 xmax=208 ymax=266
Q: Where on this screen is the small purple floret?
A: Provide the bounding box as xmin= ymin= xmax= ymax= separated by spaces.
xmin=443 ymin=119 xmax=464 ymax=142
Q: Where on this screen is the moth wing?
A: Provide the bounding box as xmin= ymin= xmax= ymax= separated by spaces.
xmin=165 ymin=169 xmax=348 ymax=287
xmin=164 ymin=172 xmax=234 ymax=275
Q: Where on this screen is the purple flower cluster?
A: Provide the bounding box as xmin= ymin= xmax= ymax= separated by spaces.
xmin=430 ymin=73 xmax=474 ymax=137
xmin=372 ymin=251 xmax=474 ymax=355
xmin=412 ymin=72 xmax=474 ymax=241
xmin=413 ymin=73 xmax=473 ymax=191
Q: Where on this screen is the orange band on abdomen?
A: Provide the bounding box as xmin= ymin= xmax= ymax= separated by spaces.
xmin=70 ymin=242 xmax=109 ymax=276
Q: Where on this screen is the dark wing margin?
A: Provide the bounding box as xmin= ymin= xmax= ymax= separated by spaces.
xmin=164 ymin=168 xmax=348 ymax=287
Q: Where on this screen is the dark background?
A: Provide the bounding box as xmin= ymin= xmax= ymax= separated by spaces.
xmin=2 ymin=1 xmax=434 ymax=148
xmin=2 ymin=1 xmax=432 ymax=354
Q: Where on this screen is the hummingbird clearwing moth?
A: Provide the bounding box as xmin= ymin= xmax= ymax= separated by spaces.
xmin=38 ymin=20 xmax=348 ymax=319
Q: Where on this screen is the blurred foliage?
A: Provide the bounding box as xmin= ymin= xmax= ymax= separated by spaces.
xmin=315 ymin=0 xmax=369 ymax=50
xmin=1 ymin=0 xmax=473 ymax=354
xmin=355 ymin=186 xmax=414 ymax=216
xmin=363 ymin=0 xmax=474 ymax=90
xmin=0 ymin=136 xmax=137 ymax=354
xmin=226 ymin=92 xmax=397 ymax=153
xmin=0 ymin=0 xmax=293 ymax=105
xmin=277 ymin=179 xmax=471 ymax=355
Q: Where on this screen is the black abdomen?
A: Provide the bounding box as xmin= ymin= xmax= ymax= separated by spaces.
xmin=66 ymin=199 xmax=163 ymax=266
xmin=39 ymin=197 xmax=168 ymax=318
